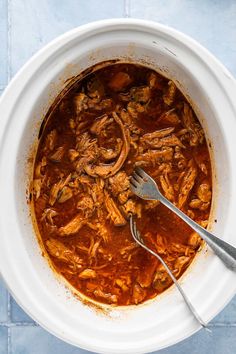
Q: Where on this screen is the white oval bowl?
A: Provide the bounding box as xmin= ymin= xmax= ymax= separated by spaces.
xmin=0 ymin=19 xmax=236 ymax=354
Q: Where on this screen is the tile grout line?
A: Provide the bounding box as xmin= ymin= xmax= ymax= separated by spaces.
xmin=7 ymin=326 xmax=11 ymax=354
xmin=7 ymin=293 xmax=11 ymax=354
xmin=0 ymin=322 xmax=38 ymax=327
xmin=123 ymin=0 xmax=131 ymax=18
xmin=7 ymin=294 xmax=11 ymax=322
xmin=6 ymin=0 xmax=11 ymax=350
xmin=0 ymin=320 xmax=234 ymax=327
xmin=7 ymin=0 xmax=12 ymax=82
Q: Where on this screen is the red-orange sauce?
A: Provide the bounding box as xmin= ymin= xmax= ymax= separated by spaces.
xmin=32 ymin=63 xmax=212 ymax=305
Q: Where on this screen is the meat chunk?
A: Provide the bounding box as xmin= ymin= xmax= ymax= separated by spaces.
xmin=140 ymin=127 xmax=175 ymax=142
xmin=159 ymin=171 xmax=175 ymax=202
xmin=159 ymin=109 xmax=180 ymax=125
xmin=147 ymin=72 xmax=161 ymax=89
xmin=178 ymin=160 xmax=197 ymax=209
xmin=88 ymin=98 xmax=113 ymax=111
xmin=90 ymin=114 xmax=112 ymax=135
xmin=57 ymin=186 xmax=73 ymax=203
xmin=115 ymin=278 xmax=129 ymax=292
xmin=144 ymin=200 xmax=160 ymax=210
xmin=109 ymin=171 xmax=130 ymax=196
xmin=132 ymin=283 xmax=146 ymax=304
xmin=121 ymin=199 xmax=142 ymax=218
xmin=77 ymin=195 xmax=95 ymax=217
xmin=105 ymin=192 xmax=126 ymax=226
xmin=79 ymin=269 xmax=97 ymax=279
xmin=118 ymin=189 xmax=132 ymax=205
xmin=104 ymin=191 xmax=126 ymax=226
xmin=136 ymin=147 xmax=174 ymax=166
xmin=189 ymin=198 xmax=210 ymax=211
xmin=182 ymin=103 xmax=204 ymax=146
xmin=155 ymin=234 xmax=167 ymax=255
xmin=85 ymin=112 xmax=130 ymax=178
xmin=87 ymin=77 xmax=104 ymax=100
xmin=68 ymin=149 xmax=79 ymax=162
xmin=49 ymin=174 xmax=71 ymax=206
xmin=194 ymin=151 xmax=209 ymax=175
xmin=143 ymin=134 xmax=185 ymax=150
xmin=95 ymin=222 xmax=110 ymax=243
xmin=49 ymin=146 xmax=65 ymax=163
xmin=153 ymin=265 xmax=172 ymax=292
xmin=140 ymin=127 xmax=184 ymax=150
xmin=127 ymin=101 xmax=145 ymax=119
xmin=46 ymin=238 xmax=82 ymax=266
xmin=76 ymin=132 xmax=96 ymax=151
xmin=44 ymin=129 xmax=57 ymax=152
xmin=130 ymin=86 xmax=151 ymax=103
xmin=88 ymin=178 xmax=105 ymax=213
xmin=41 ymin=208 xmax=58 ymax=225
xmin=163 ymin=81 xmax=176 ymax=106
xmin=174 ymin=256 xmax=190 ymax=276
xmin=170 ymin=243 xmax=189 ymax=255
xmin=137 ymin=259 xmax=158 ymax=288
xmin=197 ymin=183 xmax=212 ymax=203
xmin=94 ymin=289 xmax=118 ymax=304
xmin=35 ymin=157 xmax=47 ymax=178
xmin=100 ymin=138 xmax=122 ymax=161
xmin=188 ymin=232 xmax=201 ymax=249
xmin=75 ymin=133 xmax=99 ymax=173
xmin=59 ymin=214 xmax=85 ymax=236
xmin=32 ymin=178 xmax=43 ymax=200
xmin=108 ymin=72 xmax=132 ymax=91
xmin=74 ymin=93 xmax=89 ymax=114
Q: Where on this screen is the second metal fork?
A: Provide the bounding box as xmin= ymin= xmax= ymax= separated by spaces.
xmin=130 ymin=214 xmax=208 ymax=329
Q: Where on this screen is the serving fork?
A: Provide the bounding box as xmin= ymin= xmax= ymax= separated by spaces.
xmin=129 ymin=167 xmax=236 ymax=328
xmin=130 ymin=167 xmax=236 ymax=271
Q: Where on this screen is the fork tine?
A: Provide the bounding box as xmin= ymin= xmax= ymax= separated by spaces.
xmin=129 ymin=215 xmax=134 ymax=233
xmin=132 ymin=171 xmax=143 ymax=183
xmin=130 ymin=177 xmax=139 ymax=192
xmin=135 ymin=166 xmax=150 ymax=180
xmin=130 ymin=215 xmax=137 ymax=241
xmin=133 ymin=220 xmax=138 ymax=236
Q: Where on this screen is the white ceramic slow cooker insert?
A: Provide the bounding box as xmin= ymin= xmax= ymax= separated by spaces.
xmin=0 ymin=19 xmax=236 ymax=354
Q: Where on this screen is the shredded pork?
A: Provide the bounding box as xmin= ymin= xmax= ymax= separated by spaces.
xmin=33 ymin=63 xmax=212 ymax=306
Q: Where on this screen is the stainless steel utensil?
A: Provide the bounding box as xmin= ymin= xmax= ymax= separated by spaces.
xmin=130 ymin=214 xmax=207 ymax=329
xmin=130 ymin=167 xmax=236 ymax=271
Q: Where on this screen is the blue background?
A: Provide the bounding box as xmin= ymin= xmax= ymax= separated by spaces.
xmin=0 ymin=1 xmax=236 ymax=353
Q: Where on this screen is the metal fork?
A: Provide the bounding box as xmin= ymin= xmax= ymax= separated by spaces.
xmin=130 ymin=167 xmax=236 ymax=271
xmin=130 ymin=214 xmax=208 ymax=329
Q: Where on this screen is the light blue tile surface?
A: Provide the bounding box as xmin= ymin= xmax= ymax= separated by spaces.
xmin=130 ymin=0 xmax=236 ymax=77
xmin=10 ymin=0 xmax=124 ymax=76
xmin=211 ymin=296 xmax=236 ymax=324
xmin=158 ymin=327 xmax=236 ymax=354
xmin=0 ymin=326 xmax=7 ymax=354
xmin=0 ymin=0 xmax=7 ymax=87
xmin=10 ymin=297 xmax=35 ymax=324
xmin=0 ymin=280 xmax=8 ymax=323
xmin=0 ymin=0 xmax=236 ymax=353
xmin=10 ymin=326 xmax=92 ymax=354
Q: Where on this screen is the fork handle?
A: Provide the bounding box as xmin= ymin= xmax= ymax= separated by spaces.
xmin=139 ymin=240 xmax=208 ymax=329
xmin=159 ymin=195 xmax=236 ymax=271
